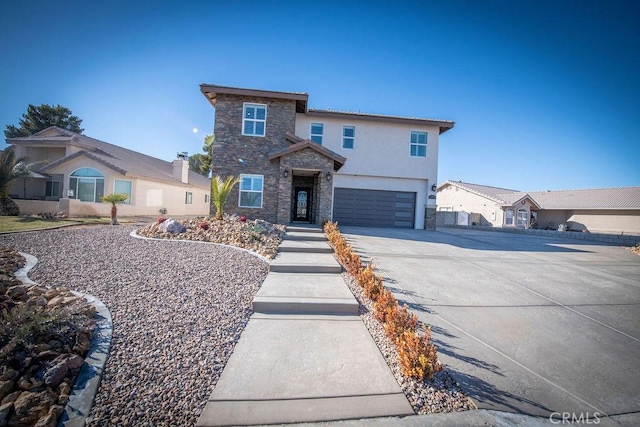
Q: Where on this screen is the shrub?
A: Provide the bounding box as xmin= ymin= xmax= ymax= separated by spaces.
xmin=396 ymin=326 xmax=441 ymax=380
xmin=157 ymin=217 xmax=167 ymax=224
xmin=373 ymin=289 xmax=397 ymax=323
xmin=383 ymin=304 xmax=418 ymax=344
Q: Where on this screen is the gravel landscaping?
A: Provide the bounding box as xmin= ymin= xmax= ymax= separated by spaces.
xmin=0 ymin=225 xmax=270 ymax=426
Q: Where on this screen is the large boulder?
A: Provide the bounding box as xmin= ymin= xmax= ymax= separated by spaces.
xmin=158 ymin=218 xmax=186 ymax=234
xmin=0 ymin=198 xmax=20 ymax=216
xmin=9 ymin=389 xmax=56 ymax=426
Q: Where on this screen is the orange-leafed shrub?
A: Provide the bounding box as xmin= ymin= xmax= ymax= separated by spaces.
xmin=397 ymin=326 xmax=441 ymax=380
xmin=373 ymin=289 xmax=397 ymax=323
xmin=384 ymin=304 xmax=418 ymax=344
xmin=363 ymin=275 xmax=384 ymax=301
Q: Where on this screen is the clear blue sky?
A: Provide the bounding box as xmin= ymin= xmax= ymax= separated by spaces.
xmin=1 ymin=0 xmax=638 ymax=191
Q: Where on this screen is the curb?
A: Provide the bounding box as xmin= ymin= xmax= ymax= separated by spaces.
xmin=15 ymin=252 xmax=113 ymax=427
xmin=129 ymin=230 xmax=273 ymax=264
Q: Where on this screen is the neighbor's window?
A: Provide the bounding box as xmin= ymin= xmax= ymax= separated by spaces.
xmin=410 ymin=131 xmax=427 ymax=157
xmin=185 ymin=192 xmax=193 ymax=204
xmin=310 ymin=123 xmax=324 ymax=144
xmin=242 ymin=103 xmax=267 ymax=137
xmin=239 ymin=174 xmax=263 ymax=208
xmin=342 ymin=125 xmax=355 ymax=149
xmin=205 ymin=194 xmax=210 ymax=203
xmin=505 ymin=208 xmax=514 ymax=225
xmin=45 ymin=181 xmax=60 ymax=197
xmin=69 ymin=168 xmax=104 ymax=202
xmin=517 ymin=208 xmax=528 ymax=227
xmin=114 ymin=179 xmax=132 ymax=204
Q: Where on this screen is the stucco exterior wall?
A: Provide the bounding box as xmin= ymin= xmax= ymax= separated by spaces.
xmin=437 ymin=185 xmax=500 ymax=226
xmin=295 ymin=114 xmax=440 ymax=195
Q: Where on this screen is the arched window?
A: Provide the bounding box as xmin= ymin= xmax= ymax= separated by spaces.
xmin=517 ymin=208 xmax=529 ymax=227
xmin=69 ymin=168 xmax=104 ymax=202
xmin=505 ymin=208 xmax=514 ymax=226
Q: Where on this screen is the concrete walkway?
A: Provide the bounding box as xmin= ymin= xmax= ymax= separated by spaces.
xmin=197 ymin=226 xmax=414 ymax=426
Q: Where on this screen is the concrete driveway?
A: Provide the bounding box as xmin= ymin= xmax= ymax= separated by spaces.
xmin=340 ymin=226 xmax=640 ymax=421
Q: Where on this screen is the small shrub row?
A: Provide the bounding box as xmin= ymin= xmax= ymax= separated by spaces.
xmin=324 ymin=221 xmax=441 ymax=380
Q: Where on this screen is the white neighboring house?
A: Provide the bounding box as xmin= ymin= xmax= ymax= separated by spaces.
xmin=7 ymin=127 xmax=211 ymax=217
xmin=437 ymin=180 xmax=640 ymax=235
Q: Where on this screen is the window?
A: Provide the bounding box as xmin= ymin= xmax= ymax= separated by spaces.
xmin=410 ymin=131 xmax=427 ymax=157
xmin=205 ymin=194 xmax=210 ymax=204
xmin=310 ymin=123 xmax=323 ymax=144
xmin=505 ymin=208 xmax=514 ymax=225
xmin=342 ymin=126 xmax=355 ymax=149
xmin=239 ymin=174 xmax=263 ymax=208
xmin=69 ymin=168 xmax=104 ymax=202
xmin=185 ymin=192 xmax=193 ymax=204
xmin=242 ymin=103 xmax=267 ymax=136
xmin=517 ymin=208 xmax=528 ymax=227
xmin=45 ymin=181 xmax=60 ymax=197
xmin=114 ymin=179 xmax=132 ymax=204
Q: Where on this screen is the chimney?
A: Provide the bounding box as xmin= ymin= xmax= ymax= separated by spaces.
xmin=173 ymin=159 xmax=189 ymax=183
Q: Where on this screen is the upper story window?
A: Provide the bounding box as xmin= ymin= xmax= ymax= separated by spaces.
xmin=342 ymin=125 xmax=355 ymax=149
xmin=242 ymin=103 xmax=267 ymax=137
xmin=239 ymin=174 xmax=263 ymax=208
xmin=69 ymin=168 xmax=104 ymax=203
xmin=310 ymin=123 xmax=324 ymax=144
xmin=410 ymin=131 xmax=428 ymax=157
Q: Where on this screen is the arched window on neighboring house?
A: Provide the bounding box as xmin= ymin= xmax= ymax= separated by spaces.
xmin=69 ymin=168 xmax=105 ymax=202
xmin=517 ymin=208 xmax=529 ymax=227
xmin=505 ymin=208 xmax=514 ymax=226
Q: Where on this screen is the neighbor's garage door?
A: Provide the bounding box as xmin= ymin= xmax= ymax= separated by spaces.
xmin=333 ymin=188 xmax=416 ymax=228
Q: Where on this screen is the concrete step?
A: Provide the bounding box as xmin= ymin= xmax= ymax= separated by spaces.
xmin=284 ymin=231 xmax=327 ymax=241
xmin=287 ymin=225 xmax=324 ymax=233
xmin=253 ymin=273 xmax=358 ymax=315
xmin=278 ymin=239 xmax=333 ymax=253
xmin=270 ymin=252 xmax=341 ymax=274
xmin=196 ymin=314 xmax=413 ymax=426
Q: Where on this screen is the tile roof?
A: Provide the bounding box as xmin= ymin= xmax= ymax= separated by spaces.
xmin=440 ymin=180 xmax=640 ymax=210
xmin=7 ymin=127 xmax=210 ymax=189
xmin=269 ymin=135 xmax=346 ymax=170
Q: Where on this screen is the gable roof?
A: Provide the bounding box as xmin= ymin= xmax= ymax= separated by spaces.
xmin=268 ymin=137 xmax=346 ymax=171
xmin=7 ymin=127 xmax=210 ymax=188
xmin=439 ymin=180 xmax=640 ymax=210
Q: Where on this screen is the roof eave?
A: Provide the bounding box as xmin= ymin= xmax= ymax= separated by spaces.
xmin=305 ymin=109 xmax=455 ymax=133
xmin=200 ymin=84 xmax=308 ymax=112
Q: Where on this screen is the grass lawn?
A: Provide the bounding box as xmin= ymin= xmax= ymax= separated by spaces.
xmin=0 ymin=216 xmax=111 ymax=233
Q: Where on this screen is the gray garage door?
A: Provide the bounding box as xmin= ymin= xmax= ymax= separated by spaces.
xmin=333 ymin=188 xmax=416 ymax=228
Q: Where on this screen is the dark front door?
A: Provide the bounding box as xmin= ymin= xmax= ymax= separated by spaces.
xmin=293 ymin=187 xmax=312 ymax=222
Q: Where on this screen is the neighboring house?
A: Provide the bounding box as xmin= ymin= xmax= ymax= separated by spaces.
xmin=6 ymin=127 xmax=210 ymax=217
xmin=437 ymin=180 xmax=640 ymax=234
xmin=200 ymin=84 xmax=454 ymax=229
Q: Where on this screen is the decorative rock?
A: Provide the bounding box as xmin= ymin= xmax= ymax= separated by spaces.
xmin=43 ymin=354 xmax=83 ymax=388
xmin=158 ymin=219 xmax=186 ymax=234
xmin=1 ymin=391 xmax=21 ymax=405
xmin=10 ymin=389 xmax=56 ymax=427
xmin=0 ymin=402 xmax=12 ymax=426
xmin=34 ymin=404 xmax=63 ymax=427
xmin=17 ymin=375 xmax=44 ymax=391
xmin=6 ymin=285 xmax=27 ymax=301
xmin=26 ymin=296 xmax=47 ymax=307
xmin=56 ymin=382 xmax=70 ymax=397
xmin=0 ymin=381 xmax=14 ymax=401
xmin=0 ymin=369 xmax=19 ymax=382
xmin=72 ymin=332 xmax=91 ymax=354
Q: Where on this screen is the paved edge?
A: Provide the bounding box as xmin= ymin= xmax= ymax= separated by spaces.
xmin=129 ymin=230 xmax=273 ymax=264
xmin=15 ymin=252 xmax=114 ymax=427
xmin=197 ymin=394 xmax=413 ymax=426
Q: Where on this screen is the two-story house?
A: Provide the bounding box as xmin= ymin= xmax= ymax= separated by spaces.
xmin=201 ymin=84 xmax=454 ymax=229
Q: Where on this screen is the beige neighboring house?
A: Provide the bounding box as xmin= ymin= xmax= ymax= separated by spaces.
xmin=7 ymin=126 xmax=210 ymax=217
xmin=437 ymin=180 xmax=640 ymax=235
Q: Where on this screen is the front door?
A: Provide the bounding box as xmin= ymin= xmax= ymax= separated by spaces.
xmin=293 ymin=187 xmax=311 ymax=222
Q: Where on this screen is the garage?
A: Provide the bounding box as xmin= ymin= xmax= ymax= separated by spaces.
xmin=332 ymin=188 xmax=416 ymax=228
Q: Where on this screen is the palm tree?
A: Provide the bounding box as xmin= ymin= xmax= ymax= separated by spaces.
xmin=0 ymin=149 xmax=32 ymax=216
xmin=101 ymin=193 xmax=129 ymax=225
xmin=211 ymin=175 xmax=240 ymax=220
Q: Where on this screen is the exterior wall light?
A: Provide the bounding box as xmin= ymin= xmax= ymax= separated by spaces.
xmin=66 ymin=189 xmax=74 ymax=198
xmin=326 ymin=172 xmax=332 ymax=181
xmin=283 ymin=170 xmax=289 ymax=178
xmin=431 ymin=184 xmax=437 ymax=192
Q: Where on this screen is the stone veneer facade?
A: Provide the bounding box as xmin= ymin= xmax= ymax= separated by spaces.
xmin=425 ymin=207 xmax=437 ymax=230
xmin=212 ymin=94 xmax=296 ymax=223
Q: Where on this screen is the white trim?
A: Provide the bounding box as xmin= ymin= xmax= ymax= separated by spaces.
xmin=410 ymin=130 xmax=428 ymax=157
xmin=310 ymin=122 xmax=323 ymax=144
xmin=69 ymin=167 xmax=105 ymax=203
xmin=342 ymin=125 xmax=355 ymax=150
xmin=242 ymin=102 xmax=267 ymax=137
xmin=238 ymin=174 xmax=264 ymax=208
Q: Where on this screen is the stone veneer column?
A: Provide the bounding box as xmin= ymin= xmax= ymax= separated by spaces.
xmin=425 ymin=207 xmax=437 ymax=230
